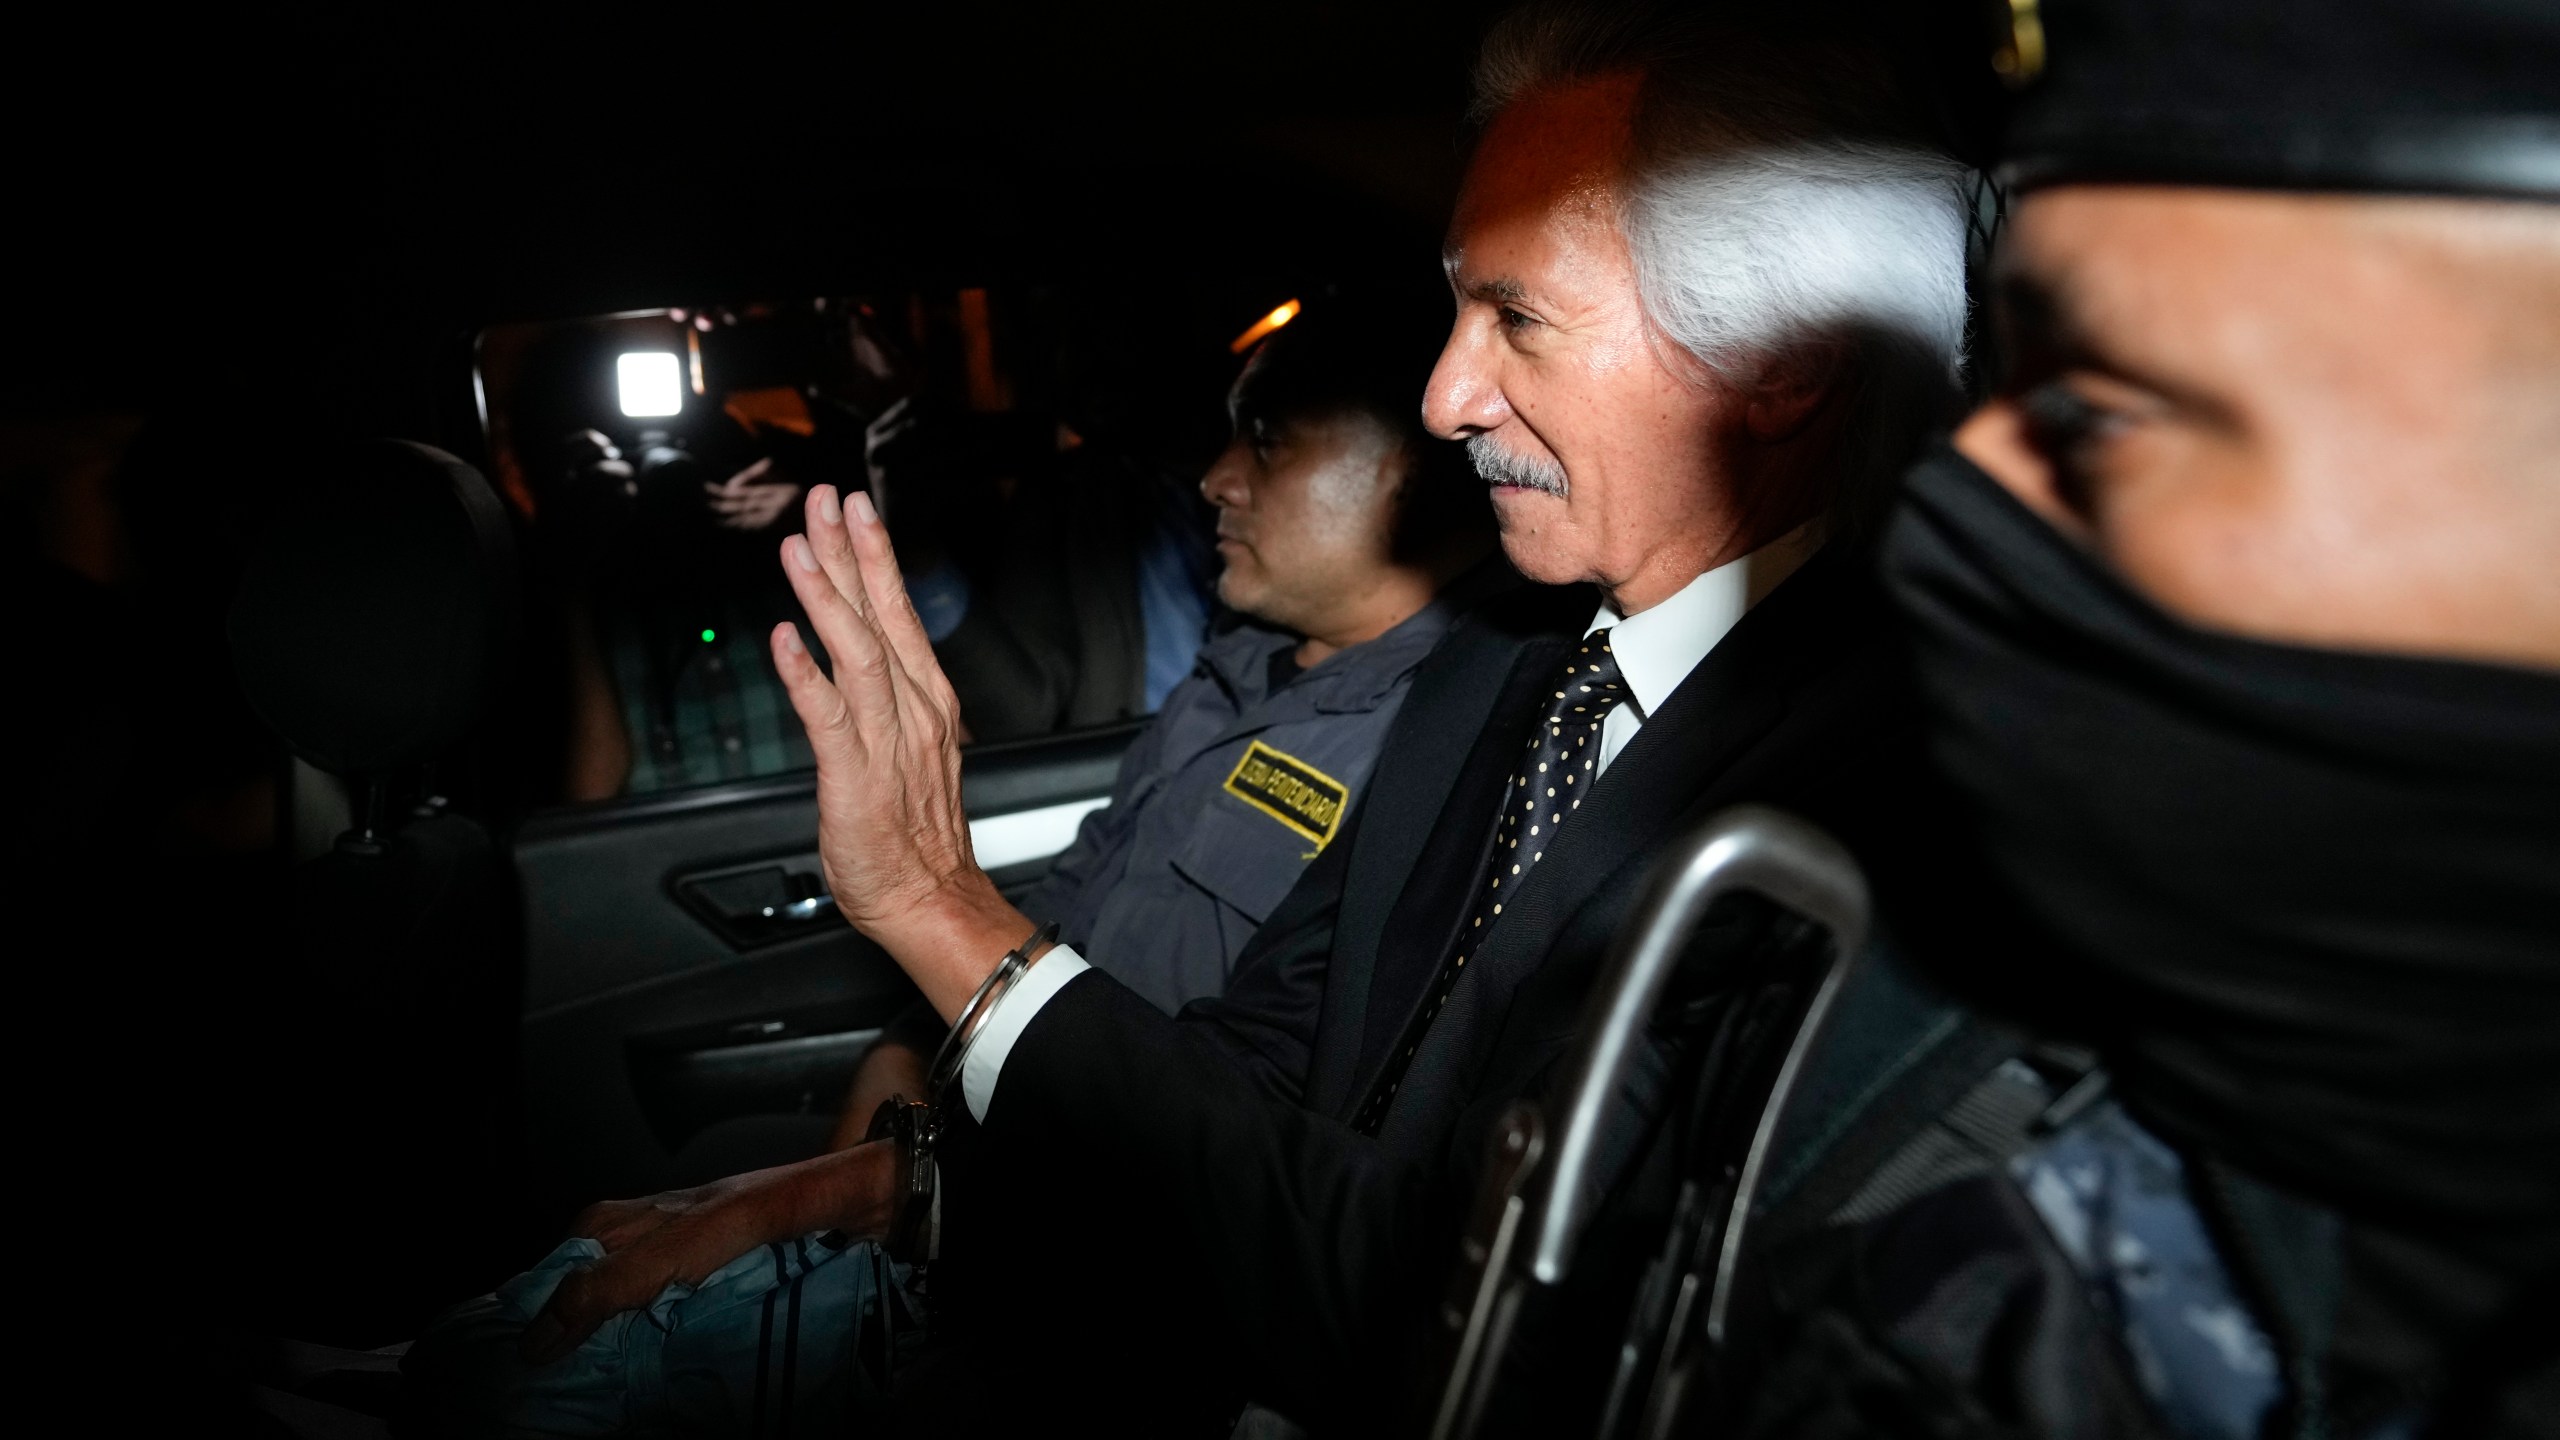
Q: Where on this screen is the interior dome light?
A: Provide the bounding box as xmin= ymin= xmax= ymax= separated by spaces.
xmin=618 ymin=352 xmax=685 ymax=418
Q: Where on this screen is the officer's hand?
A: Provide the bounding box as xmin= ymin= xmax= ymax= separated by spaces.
xmin=769 ymin=484 xmax=1033 ymax=1016
xmin=518 ymin=1141 xmax=897 ymax=1365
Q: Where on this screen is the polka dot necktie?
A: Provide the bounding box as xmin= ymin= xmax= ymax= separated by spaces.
xmin=1352 ymin=630 xmax=1629 ymax=1135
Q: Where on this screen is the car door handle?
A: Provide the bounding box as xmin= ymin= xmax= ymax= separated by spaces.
xmin=675 ymin=860 xmax=842 ymax=948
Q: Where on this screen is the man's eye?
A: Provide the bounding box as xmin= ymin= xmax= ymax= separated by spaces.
xmin=1498 ymin=306 xmax=1536 ymax=333
xmin=2016 ymin=380 xmax=2127 ymax=508
xmin=2018 ymin=381 xmax=2122 ymax=457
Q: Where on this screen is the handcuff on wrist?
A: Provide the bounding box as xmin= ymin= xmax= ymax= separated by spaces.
xmin=863 ymin=1094 xmax=940 ymax=1263
xmin=867 ymin=919 xmax=1058 ymax=1266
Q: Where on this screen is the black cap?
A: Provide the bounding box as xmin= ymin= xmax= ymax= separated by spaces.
xmin=1996 ymin=0 xmax=2560 ymax=200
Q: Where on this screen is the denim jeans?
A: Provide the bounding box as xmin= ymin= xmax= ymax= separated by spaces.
xmin=405 ymin=1232 xmax=923 ymax=1438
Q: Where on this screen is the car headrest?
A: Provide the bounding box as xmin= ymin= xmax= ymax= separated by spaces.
xmin=229 ymin=440 xmax=518 ymax=776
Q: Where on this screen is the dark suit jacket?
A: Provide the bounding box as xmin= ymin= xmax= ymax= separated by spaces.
xmin=928 ymin=550 xmax=1922 ymax=1434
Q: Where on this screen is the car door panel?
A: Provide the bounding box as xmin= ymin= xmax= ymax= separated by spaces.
xmin=513 ymin=721 xmax=1139 ymax=1225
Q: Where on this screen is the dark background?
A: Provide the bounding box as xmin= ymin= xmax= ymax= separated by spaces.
xmin=15 ymin=2 xmax=1999 ymax=430
xmin=14 ymin=5 xmax=1511 ymax=439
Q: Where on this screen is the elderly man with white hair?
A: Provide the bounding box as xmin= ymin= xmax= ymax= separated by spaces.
xmin=481 ymin=4 xmax=1976 ymax=1434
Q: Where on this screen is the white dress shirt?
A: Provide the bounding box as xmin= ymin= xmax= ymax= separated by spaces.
xmin=1584 ymin=557 xmax=1748 ymax=780
xmin=956 ymin=542 xmax=1808 ymax=1122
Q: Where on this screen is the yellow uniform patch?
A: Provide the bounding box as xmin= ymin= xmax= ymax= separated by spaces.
xmin=1223 ymin=740 xmax=1352 ymax=851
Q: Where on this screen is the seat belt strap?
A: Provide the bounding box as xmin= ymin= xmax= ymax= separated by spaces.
xmin=2195 ymin=1156 xmax=2345 ymax=1440
xmin=1754 ymin=1014 xmax=2030 ymax=1245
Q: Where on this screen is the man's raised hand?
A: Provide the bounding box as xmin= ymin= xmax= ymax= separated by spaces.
xmin=769 ymin=484 xmax=1034 ymax=1017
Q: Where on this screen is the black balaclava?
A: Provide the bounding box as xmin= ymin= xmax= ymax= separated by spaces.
xmin=1879 ymin=445 xmax=2560 ymax=1266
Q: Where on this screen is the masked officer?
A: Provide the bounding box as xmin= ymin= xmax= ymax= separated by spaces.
xmin=820 ymin=296 xmax=1499 ymax=1137
xmin=1649 ymin=4 xmax=2560 ymax=1438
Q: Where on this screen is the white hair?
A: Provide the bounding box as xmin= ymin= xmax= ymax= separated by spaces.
xmin=1474 ymin=2 xmax=1974 ymax=530
xmin=1624 ymin=144 xmax=1970 ymax=387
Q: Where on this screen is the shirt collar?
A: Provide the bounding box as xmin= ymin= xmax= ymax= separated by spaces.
xmin=1585 ymin=561 xmax=1748 ymax=721
xmin=1310 ymin=596 xmax=1462 ymax=710
xmin=1585 ymin=526 xmax=1827 ymax=718
xmin=1200 ymin=596 xmax=1460 ymax=713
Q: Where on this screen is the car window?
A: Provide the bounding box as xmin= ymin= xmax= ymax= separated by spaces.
xmin=479 ymin=290 xmax=1228 ymax=804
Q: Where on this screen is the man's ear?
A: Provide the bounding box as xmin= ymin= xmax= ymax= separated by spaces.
xmin=1741 ymin=344 xmax=1846 ymax=443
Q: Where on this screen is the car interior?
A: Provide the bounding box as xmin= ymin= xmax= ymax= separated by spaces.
xmin=9 ymin=5 xmax=2077 ymax=1433
xmin=13 ymin=6 xmax=1508 ymax=1361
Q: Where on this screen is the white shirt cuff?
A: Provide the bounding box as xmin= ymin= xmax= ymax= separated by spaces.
xmin=958 ymin=942 xmax=1091 ymax=1122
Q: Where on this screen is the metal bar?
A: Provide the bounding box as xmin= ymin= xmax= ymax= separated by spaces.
xmin=1525 ymin=805 xmax=1869 ymax=1285
xmin=1701 ymin=944 xmax=1855 ymax=1348
xmin=1427 ymin=1106 xmax=1547 ymax=1440
xmin=1422 ymin=806 xmax=1872 ymax=1440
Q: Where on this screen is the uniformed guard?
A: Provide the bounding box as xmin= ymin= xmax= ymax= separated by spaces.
xmin=1035 ymin=580 xmax=1481 ymax=1017
xmin=828 ymin=294 xmax=1500 ymax=1137
xmin=1670 ymin=3 xmax=2560 ymax=1437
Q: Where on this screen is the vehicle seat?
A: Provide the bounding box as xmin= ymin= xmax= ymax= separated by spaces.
xmin=227 ymin=439 xmax=526 ymax=1341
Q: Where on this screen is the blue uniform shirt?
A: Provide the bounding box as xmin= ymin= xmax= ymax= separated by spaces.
xmin=1023 ymin=598 xmax=1459 ymax=1016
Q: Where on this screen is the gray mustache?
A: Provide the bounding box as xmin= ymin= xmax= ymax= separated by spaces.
xmin=1467 ymin=435 xmax=1569 ymax=498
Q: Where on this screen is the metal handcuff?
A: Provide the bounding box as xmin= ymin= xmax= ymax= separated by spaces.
xmin=862 ymin=919 xmax=1058 ymax=1265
